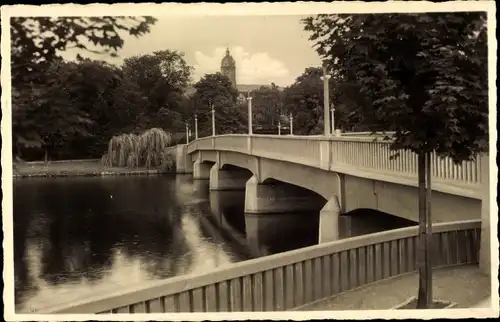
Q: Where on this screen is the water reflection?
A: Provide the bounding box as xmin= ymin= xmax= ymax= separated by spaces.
xmin=13 ymin=175 xmax=416 ymax=313
xmin=13 ymin=176 xmax=250 ymax=313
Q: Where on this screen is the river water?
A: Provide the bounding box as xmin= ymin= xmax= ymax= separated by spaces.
xmin=13 ymin=175 xmax=416 ymax=313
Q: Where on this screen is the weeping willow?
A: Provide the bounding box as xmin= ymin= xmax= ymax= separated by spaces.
xmin=101 ymin=128 xmax=174 ymax=170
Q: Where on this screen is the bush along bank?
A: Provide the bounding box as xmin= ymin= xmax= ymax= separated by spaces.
xmin=14 ymin=128 xmax=178 ymax=178
xmin=12 ymin=160 xmax=177 ymax=178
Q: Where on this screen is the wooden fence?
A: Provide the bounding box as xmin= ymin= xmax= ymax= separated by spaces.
xmin=40 ymin=220 xmax=481 ymax=314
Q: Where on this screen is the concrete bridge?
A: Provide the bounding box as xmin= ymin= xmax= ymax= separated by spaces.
xmin=170 ymin=134 xmax=489 ymax=248
xmin=36 ymin=133 xmax=492 ymax=314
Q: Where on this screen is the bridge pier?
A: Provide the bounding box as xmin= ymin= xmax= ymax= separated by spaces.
xmin=209 ymin=165 xmax=250 ymax=191
xmin=193 ymin=160 xmax=211 ymax=180
xmin=175 ymin=145 xmax=193 ymax=174
xmin=244 ymin=176 xmax=325 ymax=214
xmin=319 ymin=196 xmax=342 ymax=243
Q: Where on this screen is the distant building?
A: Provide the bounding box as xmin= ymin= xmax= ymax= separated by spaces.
xmin=220 ymin=48 xmax=283 ymax=104
xmin=184 ymin=48 xmax=284 ymax=104
xmin=220 ymin=48 xmax=237 ymax=87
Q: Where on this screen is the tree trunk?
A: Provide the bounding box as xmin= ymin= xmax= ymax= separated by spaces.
xmin=425 ymin=152 xmax=433 ymax=305
xmin=416 ymin=152 xmax=430 ymax=308
xmin=44 ymin=148 xmax=48 ymax=164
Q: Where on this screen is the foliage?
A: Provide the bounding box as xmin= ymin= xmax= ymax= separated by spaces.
xmin=11 ymin=16 xmax=157 ymax=159
xmin=12 ymin=61 xmax=95 ymax=159
xmin=121 ymin=50 xmax=193 ymax=131
xmin=13 ymin=59 xmax=149 ymax=160
xmin=303 ymin=13 xmax=488 ymax=160
xmin=11 ymin=16 xmax=157 ymax=84
xmin=251 ymin=83 xmax=282 ymax=128
xmin=281 ymin=67 xmax=331 ymax=135
xmin=189 ymin=73 xmax=246 ymax=135
xmin=101 ymin=128 xmax=174 ymax=170
xmin=303 ymin=12 xmax=488 ymax=308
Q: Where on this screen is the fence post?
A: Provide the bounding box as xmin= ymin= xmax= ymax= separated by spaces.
xmin=479 ymin=153 xmax=491 ymax=276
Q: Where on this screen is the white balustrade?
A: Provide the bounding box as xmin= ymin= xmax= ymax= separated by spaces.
xmin=40 ymin=220 xmax=481 ymax=313
xmin=185 ymin=135 xmax=482 ymax=186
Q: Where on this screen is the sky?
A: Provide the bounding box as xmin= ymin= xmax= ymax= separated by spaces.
xmin=60 ymin=15 xmax=323 ymax=87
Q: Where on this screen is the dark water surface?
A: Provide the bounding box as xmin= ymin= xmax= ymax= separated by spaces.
xmin=13 ymin=175 xmax=415 ymax=313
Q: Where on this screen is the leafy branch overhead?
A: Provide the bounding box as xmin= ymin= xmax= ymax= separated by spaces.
xmin=11 ymin=16 xmax=157 ymax=83
xmin=303 ymin=12 xmax=488 ymax=163
xmin=11 ymin=16 xmax=158 ymax=160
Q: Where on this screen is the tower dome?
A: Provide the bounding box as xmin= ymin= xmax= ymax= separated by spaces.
xmin=220 ymin=48 xmax=236 ymax=87
xmin=221 ymin=48 xmax=235 ymax=67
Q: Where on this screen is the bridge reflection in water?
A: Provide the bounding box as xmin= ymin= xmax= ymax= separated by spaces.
xmin=199 ymin=180 xmax=417 ymax=257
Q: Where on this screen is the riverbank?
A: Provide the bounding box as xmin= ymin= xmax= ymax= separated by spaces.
xmin=13 ymin=159 xmax=171 ymax=178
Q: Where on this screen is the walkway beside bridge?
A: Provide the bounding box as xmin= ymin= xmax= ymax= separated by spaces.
xmin=294 ymin=264 xmax=490 ymax=310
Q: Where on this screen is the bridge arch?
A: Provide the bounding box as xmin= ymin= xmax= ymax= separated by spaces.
xmin=340 ymin=208 xmax=418 ymax=238
xmin=218 ymin=152 xmax=259 ymax=179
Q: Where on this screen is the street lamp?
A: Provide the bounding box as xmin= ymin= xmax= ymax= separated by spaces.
xmin=320 ymin=64 xmax=332 ymax=136
xmin=278 ymin=115 xmax=282 ymax=136
xmin=289 ymin=113 xmax=294 ymax=135
xmin=209 ymin=99 xmax=215 ymax=137
xmin=330 ymin=103 xmax=335 ymax=135
xmin=194 ymin=113 xmax=198 ymax=139
xmin=247 ymin=91 xmax=253 ymax=135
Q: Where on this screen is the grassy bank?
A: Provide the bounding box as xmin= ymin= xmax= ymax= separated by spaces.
xmin=13 ymin=159 xmax=171 ymax=178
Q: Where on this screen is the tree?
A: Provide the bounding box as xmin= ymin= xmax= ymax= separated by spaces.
xmin=11 ymin=16 xmax=156 ymax=84
xmin=60 ymin=59 xmax=148 ymax=158
xmin=303 ymin=12 xmax=488 ymax=308
xmin=11 ymin=16 xmax=157 ymax=157
xmin=252 ymin=83 xmax=282 ymax=128
xmin=121 ymin=50 xmax=193 ymax=131
xmin=12 ymin=60 xmax=94 ymax=161
xmin=281 ymin=67 xmax=350 ymax=135
xmin=190 ymin=73 xmax=245 ymax=136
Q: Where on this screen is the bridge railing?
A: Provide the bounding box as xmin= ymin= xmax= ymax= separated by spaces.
xmin=39 ymin=220 xmax=480 ymax=314
xmin=330 ymin=139 xmax=481 ymax=184
xmin=187 ymin=134 xmax=483 ymax=186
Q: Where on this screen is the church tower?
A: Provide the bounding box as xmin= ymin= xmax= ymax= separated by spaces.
xmin=220 ymin=48 xmax=237 ymax=88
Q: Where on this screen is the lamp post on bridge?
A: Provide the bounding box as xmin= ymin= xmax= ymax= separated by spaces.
xmin=209 ymin=99 xmax=215 ymax=137
xmin=247 ymin=91 xmax=253 ymax=135
xmin=330 ymin=103 xmax=335 ymax=135
xmin=320 ymin=64 xmax=332 ymax=136
xmin=194 ymin=113 xmax=198 ymax=140
xmin=289 ymin=113 xmax=294 ymax=135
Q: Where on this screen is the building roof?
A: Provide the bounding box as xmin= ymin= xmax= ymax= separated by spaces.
xmin=184 ymin=83 xmax=284 ymax=98
xmin=221 ymin=48 xmax=235 ymax=66
xmin=236 ymin=84 xmax=284 ymax=93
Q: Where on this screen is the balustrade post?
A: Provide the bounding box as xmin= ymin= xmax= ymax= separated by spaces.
xmin=319 ymin=140 xmax=331 ymax=170
xmin=479 ymin=153 xmax=491 ymax=276
xmin=247 ymin=136 xmax=253 ymax=155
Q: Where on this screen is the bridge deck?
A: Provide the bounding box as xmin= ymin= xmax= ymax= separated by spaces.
xmin=294 ymin=264 xmax=490 ymax=310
